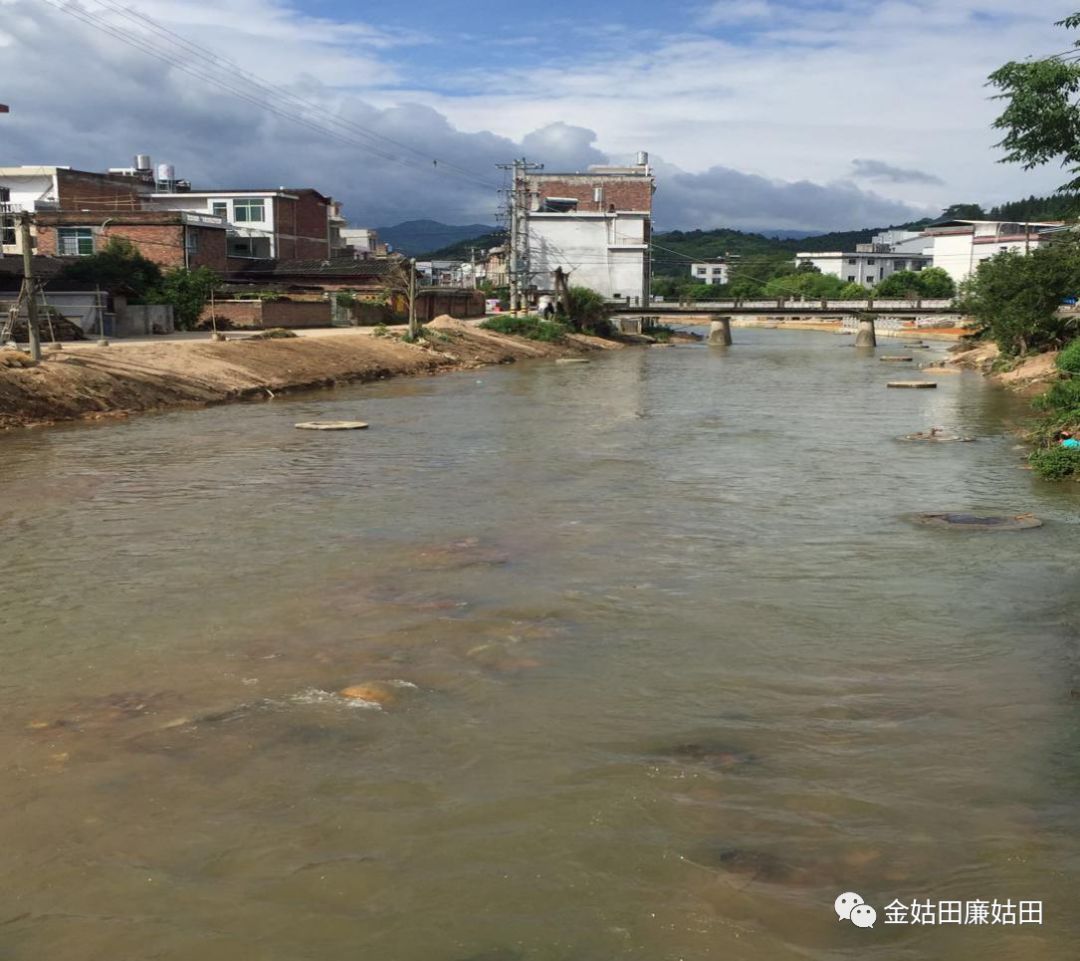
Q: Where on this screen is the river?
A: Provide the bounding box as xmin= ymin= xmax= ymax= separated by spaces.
xmin=1 ymin=329 xmax=1078 ymax=961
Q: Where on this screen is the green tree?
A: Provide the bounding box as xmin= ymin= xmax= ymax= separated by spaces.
xmin=763 ymin=271 xmax=847 ymax=299
xmin=873 ymin=270 xmax=923 ymax=297
xmin=959 ymin=237 xmax=1080 ymax=355
xmin=52 ymin=237 xmax=163 ymax=300
xmin=873 ymin=268 xmax=955 ymax=299
xmin=149 ymin=267 xmax=220 ymax=330
xmin=839 ymin=282 xmax=870 ymax=299
xmin=914 ymin=267 xmax=956 ymax=298
xmin=941 ymin=203 xmax=987 ymax=221
xmin=565 ymin=286 xmax=611 ymax=333
xmin=989 ymin=13 xmax=1080 ymax=193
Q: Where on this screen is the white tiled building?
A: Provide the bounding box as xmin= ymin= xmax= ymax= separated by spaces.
xmin=795 ymin=245 xmax=932 ymax=286
xmin=921 ymin=219 xmax=1062 ymax=285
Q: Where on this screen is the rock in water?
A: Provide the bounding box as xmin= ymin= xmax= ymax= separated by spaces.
xmin=338 ymin=680 xmax=416 ymax=707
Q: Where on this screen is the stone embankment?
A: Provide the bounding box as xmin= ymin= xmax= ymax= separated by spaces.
xmin=0 ymin=317 xmax=620 ymax=430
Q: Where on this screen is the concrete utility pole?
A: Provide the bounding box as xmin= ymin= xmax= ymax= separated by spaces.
xmin=408 ymin=257 xmax=419 ymax=339
xmin=497 ymin=158 xmax=543 ymax=314
xmin=18 ymin=212 xmax=42 ymax=362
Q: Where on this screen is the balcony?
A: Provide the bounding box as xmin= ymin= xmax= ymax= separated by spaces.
xmin=0 ymin=201 xmax=24 ymax=215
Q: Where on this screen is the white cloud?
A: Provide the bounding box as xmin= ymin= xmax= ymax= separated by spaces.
xmin=0 ymin=0 xmax=1070 ymax=233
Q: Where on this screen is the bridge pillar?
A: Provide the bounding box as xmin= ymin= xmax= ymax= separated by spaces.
xmin=854 ymin=314 xmax=877 ymax=348
xmin=708 ymin=315 xmax=732 ymax=346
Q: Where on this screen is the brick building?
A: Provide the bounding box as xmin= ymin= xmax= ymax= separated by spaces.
xmin=144 ymin=186 xmax=333 ymax=271
xmin=522 ymin=154 xmax=655 ymax=304
xmin=33 ymin=209 xmax=228 ymax=272
xmin=1 ymin=165 xmax=151 ymax=257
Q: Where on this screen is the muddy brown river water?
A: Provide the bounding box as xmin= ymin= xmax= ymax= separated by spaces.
xmin=1 ymin=330 xmax=1078 ymax=960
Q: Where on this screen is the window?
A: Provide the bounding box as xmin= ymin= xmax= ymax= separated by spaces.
xmin=866 ymin=258 xmax=876 ymax=265
xmin=58 ymin=227 xmax=94 ymax=256
xmin=912 ymin=262 xmax=924 ymax=271
xmin=847 ymin=275 xmax=856 ymax=283
xmin=185 ymin=230 xmax=199 ymax=254
xmin=233 ymin=199 xmax=266 ymax=222
xmin=0 ymin=187 xmax=14 ymax=246
xmin=847 ymin=258 xmax=856 ymax=265
xmin=211 ymin=201 xmax=227 ymax=219
xmin=540 ymin=198 xmax=578 ymax=213
xmin=697 ymin=268 xmax=707 ymax=276
xmin=865 ymin=273 xmax=875 ymax=281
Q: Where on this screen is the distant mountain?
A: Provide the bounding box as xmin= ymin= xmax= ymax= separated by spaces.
xmin=418 ymin=231 xmax=505 ymax=260
xmin=376 ymin=220 xmax=499 ymax=256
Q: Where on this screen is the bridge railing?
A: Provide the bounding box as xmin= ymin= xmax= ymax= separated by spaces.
xmin=637 ymin=297 xmax=957 ymax=311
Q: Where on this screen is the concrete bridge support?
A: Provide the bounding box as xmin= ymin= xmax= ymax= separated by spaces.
xmin=854 ymin=314 xmax=877 ymax=348
xmin=708 ymin=315 xmax=732 ymax=346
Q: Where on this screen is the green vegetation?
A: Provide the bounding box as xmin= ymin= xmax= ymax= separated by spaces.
xmin=51 ymin=239 xmax=221 ymax=330
xmin=480 ymin=314 xmax=568 ymax=342
xmin=249 ymin=327 xmax=297 ymax=340
xmin=1056 ymin=337 xmax=1080 ymax=373
xmin=874 ymin=267 xmax=956 ymax=299
xmin=53 ymin=238 xmax=163 ymax=300
xmin=1029 ymin=445 xmax=1080 ymax=479
xmin=959 ymin=238 xmax=1080 ymax=355
xmin=990 ymin=13 xmax=1080 ymax=195
xmin=148 ymin=266 xmax=221 ymax=330
xmin=565 ymin=285 xmax=613 ymax=334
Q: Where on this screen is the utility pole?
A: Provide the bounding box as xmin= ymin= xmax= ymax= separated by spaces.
xmin=408 ymin=257 xmax=418 ymax=339
xmin=497 ymin=158 xmax=543 ymax=314
xmin=18 ymin=212 xmax=41 ymax=363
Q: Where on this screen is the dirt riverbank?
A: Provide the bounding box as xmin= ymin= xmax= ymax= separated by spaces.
xmin=0 ymin=317 xmax=620 ymax=430
xmin=945 ymin=340 xmax=1061 ymax=395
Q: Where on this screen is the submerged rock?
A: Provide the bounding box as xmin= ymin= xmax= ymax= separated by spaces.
xmin=687 ymin=843 xmax=808 ymax=885
xmin=651 ymin=739 xmax=757 ymax=771
xmin=913 ymin=511 xmax=1042 ymax=531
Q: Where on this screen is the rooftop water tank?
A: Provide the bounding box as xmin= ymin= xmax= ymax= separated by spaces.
xmin=134 ymin=154 xmax=152 ymax=172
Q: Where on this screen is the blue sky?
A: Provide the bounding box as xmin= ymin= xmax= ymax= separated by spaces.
xmin=0 ymin=0 xmax=1074 ymax=231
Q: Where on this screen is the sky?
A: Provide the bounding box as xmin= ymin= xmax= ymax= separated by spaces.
xmin=0 ymin=0 xmax=1075 ymax=234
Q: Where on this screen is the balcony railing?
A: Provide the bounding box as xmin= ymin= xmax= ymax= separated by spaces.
xmin=0 ymin=201 xmax=24 ymax=214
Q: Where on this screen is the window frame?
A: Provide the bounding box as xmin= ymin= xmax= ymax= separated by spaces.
xmin=232 ymin=198 xmax=266 ymax=223
xmin=58 ymin=227 xmax=94 ymax=256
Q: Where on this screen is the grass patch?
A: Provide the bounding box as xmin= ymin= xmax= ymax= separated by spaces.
xmin=1029 ymin=445 xmax=1080 ymax=479
xmin=1057 ymin=337 xmax=1080 ymax=374
xmin=480 ymin=314 xmax=568 ymax=343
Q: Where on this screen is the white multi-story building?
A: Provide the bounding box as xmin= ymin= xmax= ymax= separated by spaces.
xmin=689 ymin=260 xmax=730 ymax=285
xmin=795 ymin=244 xmax=932 ymax=286
xmin=522 ymin=154 xmax=655 ymax=305
xmin=921 ymin=219 xmax=1062 ymax=285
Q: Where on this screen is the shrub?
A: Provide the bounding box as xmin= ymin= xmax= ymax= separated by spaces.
xmin=565 ymin=286 xmax=611 ymax=333
xmin=1032 ymin=378 xmax=1080 ymax=414
xmin=1057 ymin=337 xmax=1080 ymax=374
xmin=249 ymin=327 xmax=297 ymax=339
xmin=480 ymin=314 xmax=568 ymax=342
xmin=1029 ymin=445 xmax=1080 ymax=479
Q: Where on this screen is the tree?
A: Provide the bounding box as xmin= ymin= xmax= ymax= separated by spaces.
xmin=839 ymin=282 xmax=870 ymax=300
xmin=913 ymin=266 xmax=955 ymax=298
xmin=873 ymin=270 xmax=923 ymax=298
xmin=959 ymin=237 xmax=1080 ymax=355
xmin=565 ymin=285 xmax=611 ymax=333
xmin=941 ymin=203 xmax=987 ymax=221
xmin=763 ymin=271 xmax=847 ymax=299
xmin=989 ymin=13 xmax=1080 ymax=193
xmin=52 ymin=237 xmax=163 ymax=300
xmin=149 ymin=267 xmax=220 ymax=330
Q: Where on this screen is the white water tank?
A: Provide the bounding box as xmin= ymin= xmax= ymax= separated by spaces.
xmin=637 ymin=151 xmax=649 ymax=166
xmin=134 ymin=154 xmax=152 ymax=172
xmin=157 ymin=163 xmax=175 ymax=183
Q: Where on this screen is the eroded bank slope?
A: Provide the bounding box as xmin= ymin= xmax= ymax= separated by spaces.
xmin=0 ymin=318 xmax=620 ymax=430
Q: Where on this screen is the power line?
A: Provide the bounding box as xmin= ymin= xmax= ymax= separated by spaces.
xmin=40 ymin=0 xmax=500 ymax=193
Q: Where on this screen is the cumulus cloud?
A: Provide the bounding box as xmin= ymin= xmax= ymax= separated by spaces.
xmin=851 ymin=159 xmax=945 ymax=186
xmin=653 ymin=160 xmax=929 ymax=232
xmin=0 ymin=0 xmax=1029 ymax=233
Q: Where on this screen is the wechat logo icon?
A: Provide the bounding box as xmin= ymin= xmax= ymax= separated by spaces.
xmin=835 ymin=892 xmax=876 ymax=928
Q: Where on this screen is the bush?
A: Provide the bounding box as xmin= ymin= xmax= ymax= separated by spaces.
xmin=1029 ymin=445 xmax=1080 ymax=479
xmin=249 ymin=327 xmax=297 ymax=339
xmin=1032 ymin=378 xmax=1080 ymax=414
xmin=53 ymin=238 xmax=163 ymax=301
xmin=1057 ymin=337 xmax=1080 ymax=374
xmin=565 ymin=286 xmax=612 ymax=333
xmin=480 ymin=314 xmax=567 ymax=342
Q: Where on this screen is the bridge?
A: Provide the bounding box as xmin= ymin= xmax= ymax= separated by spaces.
xmin=608 ymin=297 xmax=958 ymax=316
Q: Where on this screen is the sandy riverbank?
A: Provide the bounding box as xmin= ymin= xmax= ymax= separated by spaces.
xmin=0 ymin=317 xmax=620 ymax=430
